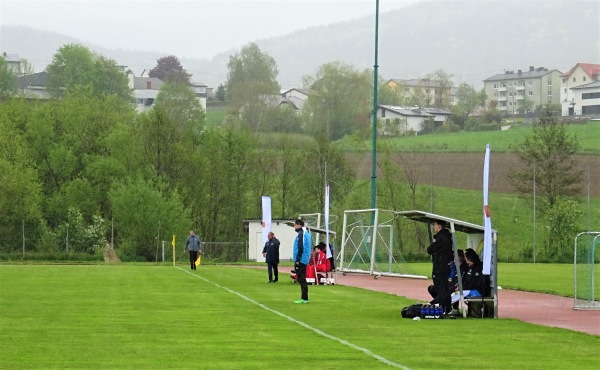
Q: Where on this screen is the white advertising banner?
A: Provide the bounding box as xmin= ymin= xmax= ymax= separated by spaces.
xmin=261 ymin=196 xmax=272 ymax=244
xmin=482 ymin=144 xmax=492 ymax=275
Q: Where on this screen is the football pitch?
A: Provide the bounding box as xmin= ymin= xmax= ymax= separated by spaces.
xmin=1 ymin=265 xmax=598 ymax=369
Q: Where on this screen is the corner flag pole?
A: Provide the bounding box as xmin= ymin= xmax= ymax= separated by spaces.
xmin=172 ymin=234 xmax=176 ymax=266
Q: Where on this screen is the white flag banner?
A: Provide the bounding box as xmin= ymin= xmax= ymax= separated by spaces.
xmin=325 ymin=184 xmax=332 ymax=258
xmin=482 ymin=144 xmax=492 ymax=275
xmin=261 ymin=196 xmax=272 ymax=244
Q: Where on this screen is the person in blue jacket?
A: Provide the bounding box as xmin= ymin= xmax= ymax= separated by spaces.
xmin=262 ymin=232 xmax=280 ymax=283
xmin=292 ymin=219 xmax=312 ymax=304
xmin=185 ymin=230 xmax=202 ymax=270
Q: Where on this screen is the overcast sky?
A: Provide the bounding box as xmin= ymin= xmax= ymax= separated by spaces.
xmin=1 ymin=0 xmax=420 ymax=59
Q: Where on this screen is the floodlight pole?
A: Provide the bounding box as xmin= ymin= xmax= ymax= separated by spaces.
xmin=370 ymin=0 xmax=380 ymax=210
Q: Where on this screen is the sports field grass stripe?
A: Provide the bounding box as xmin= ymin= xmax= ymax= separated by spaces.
xmin=177 ymin=266 xmax=411 ymax=370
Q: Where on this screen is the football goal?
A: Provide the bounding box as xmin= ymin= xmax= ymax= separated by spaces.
xmin=338 ymin=208 xmax=425 ymax=279
xmin=574 ymin=232 xmax=600 ymax=310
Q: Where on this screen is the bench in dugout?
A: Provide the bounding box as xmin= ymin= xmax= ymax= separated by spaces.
xmin=462 ymin=283 xmax=494 ymax=318
xmin=464 ymin=297 xmax=495 ymax=318
xmin=305 ymin=257 xmax=335 ymax=285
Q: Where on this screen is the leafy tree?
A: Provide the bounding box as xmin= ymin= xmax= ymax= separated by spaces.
xmin=137 ymin=82 xmax=205 ymax=182
xmin=455 ymin=82 xmax=480 ymax=115
xmin=517 ymin=93 xmax=535 ymax=114
xmin=508 ymin=110 xmax=583 ymax=209
xmin=46 ymin=44 xmax=131 ymax=101
xmin=0 ymin=56 xmax=17 ymax=99
xmin=226 ymin=43 xmax=280 ymax=107
xmin=109 ymin=176 xmax=190 ymax=261
xmin=15 ymin=84 xmax=134 ymax=230
xmin=0 ymin=111 xmax=42 ymax=251
xmin=261 ymin=104 xmax=302 ymax=133
xmin=56 ymin=208 xmax=107 ymax=254
xmin=155 ymin=82 xmax=206 ymax=129
xmin=298 ymin=136 xmax=355 ymax=212
xmin=190 ymin=123 xmax=256 ymax=242
xmin=148 ymin=55 xmax=190 ymax=84
xmin=302 ymin=61 xmax=372 ymax=140
xmin=543 ymin=198 xmax=582 ymax=262
xmin=422 ymin=69 xmax=454 ymax=108
xmin=482 ymin=99 xmax=503 ymax=124
xmin=378 ymin=79 xmax=407 ymax=106
xmin=215 ymin=83 xmax=226 ymax=101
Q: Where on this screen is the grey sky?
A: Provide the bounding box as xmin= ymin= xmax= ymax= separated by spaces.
xmin=1 ymin=0 xmax=418 ymax=59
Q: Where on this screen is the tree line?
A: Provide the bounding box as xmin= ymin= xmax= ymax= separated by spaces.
xmin=0 ymin=43 xmax=584 ymax=262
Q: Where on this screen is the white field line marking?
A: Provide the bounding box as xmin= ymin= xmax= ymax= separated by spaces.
xmin=177 ymin=267 xmax=410 ymax=370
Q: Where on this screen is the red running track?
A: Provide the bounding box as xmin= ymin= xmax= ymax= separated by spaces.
xmin=334 ymin=273 xmax=600 ymax=336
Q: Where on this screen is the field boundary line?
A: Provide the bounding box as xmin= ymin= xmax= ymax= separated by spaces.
xmin=176 ymin=267 xmax=410 ymax=370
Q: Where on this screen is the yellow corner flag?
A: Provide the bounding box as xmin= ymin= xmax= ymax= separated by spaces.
xmin=172 ymin=234 xmax=176 ymax=266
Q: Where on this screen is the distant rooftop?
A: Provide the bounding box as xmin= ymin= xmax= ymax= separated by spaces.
xmin=16 ymin=71 xmax=47 ymax=88
xmin=2 ymin=52 xmax=20 ymax=63
xmin=379 ymin=105 xmax=452 ymax=117
xmin=561 ymin=63 xmax=600 ymax=78
xmin=389 ymin=79 xmax=443 ymax=88
xmin=133 ymin=77 xmax=163 ymax=90
xmin=484 ymin=66 xmax=560 ymax=82
xmin=572 ymin=81 xmax=600 ymax=90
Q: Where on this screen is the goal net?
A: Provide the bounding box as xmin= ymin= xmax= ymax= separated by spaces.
xmin=338 ymin=209 xmax=425 ymax=279
xmin=299 ymin=212 xmax=338 ymax=246
xmin=574 ymin=232 xmax=600 ymax=310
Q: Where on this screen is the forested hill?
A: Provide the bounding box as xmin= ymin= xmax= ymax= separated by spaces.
xmin=2 ymin=0 xmax=598 ymax=89
xmin=252 ymin=0 xmax=598 ymax=88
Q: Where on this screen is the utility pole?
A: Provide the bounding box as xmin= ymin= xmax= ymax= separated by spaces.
xmin=370 ymin=0 xmax=380 ymax=210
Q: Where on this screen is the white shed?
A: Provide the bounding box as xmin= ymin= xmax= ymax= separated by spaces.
xmin=244 ymin=219 xmax=297 ymax=262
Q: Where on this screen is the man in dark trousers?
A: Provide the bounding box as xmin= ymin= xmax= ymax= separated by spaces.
xmin=292 ymin=219 xmax=312 ymax=304
xmin=185 ymin=230 xmax=202 ymax=270
xmin=262 ymin=232 xmax=280 ymax=283
xmin=427 ymin=220 xmax=453 ymax=313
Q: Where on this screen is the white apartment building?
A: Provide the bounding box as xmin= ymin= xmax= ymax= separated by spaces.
xmin=483 ymin=66 xmax=562 ymax=114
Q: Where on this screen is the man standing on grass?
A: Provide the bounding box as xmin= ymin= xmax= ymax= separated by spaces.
xmin=185 ymin=230 xmax=202 ymax=270
xmin=427 ymin=220 xmax=453 ymax=313
xmin=293 ymin=219 xmax=312 ymax=303
xmin=262 ymin=232 xmax=280 ymax=283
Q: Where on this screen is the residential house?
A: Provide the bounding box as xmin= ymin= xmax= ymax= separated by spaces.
xmin=560 ymin=63 xmax=600 ymax=116
xmin=570 ymin=81 xmax=600 ymax=116
xmin=377 ymin=105 xmax=451 ymax=135
xmin=384 ymin=79 xmax=453 ymax=108
xmin=129 ymin=72 xmax=164 ymax=113
xmin=15 ymin=71 xmax=50 ymax=99
xmin=260 ymin=94 xmax=300 ymax=110
xmin=281 ymin=88 xmax=311 ymax=110
xmin=2 ymin=52 xmax=21 ymax=74
xmin=483 ymin=66 xmax=562 ymax=114
xmin=191 ymin=81 xmax=207 ymax=109
xmin=238 ymin=94 xmax=299 ymax=121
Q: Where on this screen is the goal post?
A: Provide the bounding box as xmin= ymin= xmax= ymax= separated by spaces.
xmin=338 ymin=208 xmax=426 ymax=279
xmin=574 ymin=232 xmax=600 ymax=310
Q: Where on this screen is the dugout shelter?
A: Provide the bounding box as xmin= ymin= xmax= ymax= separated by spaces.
xmin=397 ymin=210 xmax=498 ymax=318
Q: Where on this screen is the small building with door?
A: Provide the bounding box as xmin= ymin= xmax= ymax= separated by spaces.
xmin=244 ymin=219 xmax=297 ymax=262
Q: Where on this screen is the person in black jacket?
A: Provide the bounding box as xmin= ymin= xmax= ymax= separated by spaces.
xmin=428 ymin=249 xmax=466 ymax=303
xmin=427 ymin=220 xmax=454 ymax=313
xmin=262 ymin=232 xmax=280 ymax=283
xmin=462 ymin=248 xmax=489 ymax=296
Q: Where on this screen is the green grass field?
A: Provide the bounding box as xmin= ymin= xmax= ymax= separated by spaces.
xmin=420 ymin=186 xmax=600 ymax=261
xmin=205 ymin=110 xmax=227 ymax=127
xmin=1 ymin=265 xmax=598 ymax=369
xmin=338 ymin=121 xmax=600 ymax=154
xmin=407 ymin=263 xmax=599 ymax=298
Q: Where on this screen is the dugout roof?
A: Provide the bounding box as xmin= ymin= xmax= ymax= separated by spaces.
xmin=395 ymin=210 xmax=497 ymax=235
